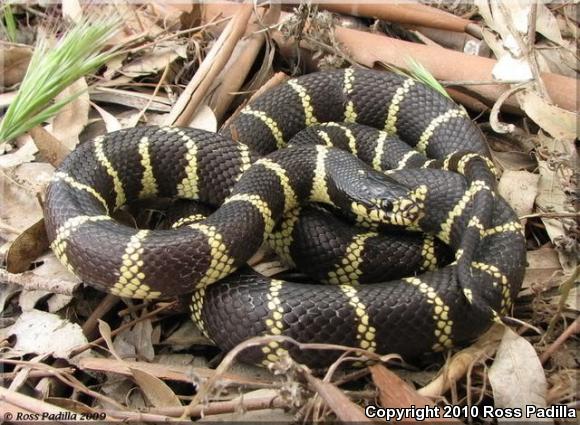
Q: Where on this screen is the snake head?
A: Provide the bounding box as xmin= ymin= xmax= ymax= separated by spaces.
xmin=350 ymin=172 xmax=427 ymax=227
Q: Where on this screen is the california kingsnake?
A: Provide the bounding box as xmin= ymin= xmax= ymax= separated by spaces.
xmin=44 ymin=69 xmax=526 ymax=367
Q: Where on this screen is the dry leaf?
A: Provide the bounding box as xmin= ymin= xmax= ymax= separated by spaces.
xmin=517 ymin=91 xmax=577 ymax=140
xmin=6 ymin=219 xmax=49 ymax=273
xmin=0 ymin=137 xmax=38 ymax=169
xmin=113 ymin=318 xmax=155 ymax=362
xmin=498 ymin=170 xmax=539 ymax=218
xmin=488 ymin=328 xmax=551 ymax=424
xmin=536 ymin=144 xmax=577 ymax=273
xmin=91 ymin=102 xmax=122 ymax=132
xmin=0 ymin=283 xmax=20 ymax=314
xmin=121 ymin=42 xmax=187 ymax=78
xmin=522 ymin=247 xmax=562 ymax=291
xmin=0 ymin=310 xmax=88 ymax=358
xmin=98 ymin=319 xmax=122 ymax=361
xmin=189 ymin=104 xmax=218 ymax=132
xmin=492 ymin=150 xmax=536 ymax=171
xmin=535 ymin=4 xmax=565 ymax=46
xmin=419 ymin=324 xmax=505 ymax=398
xmin=130 ymin=368 xmax=182 ymax=408
xmin=18 ymin=289 xmax=52 ymax=312
xmin=163 ymin=319 xmax=209 ymax=349
xmin=0 ymin=172 xmax=43 ymax=242
xmin=0 ymin=42 xmax=32 ymax=88
xmin=90 ymin=87 xmax=172 ymax=112
xmin=62 ymin=0 xmax=83 ymax=23
xmin=29 ymin=126 xmax=71 ymax=167
xmin=50 ymin=77 xmax=90 ymax=150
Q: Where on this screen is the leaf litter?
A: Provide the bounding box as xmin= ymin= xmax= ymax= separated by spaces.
xmin=0 ymin=1 xmax=578 ymax=423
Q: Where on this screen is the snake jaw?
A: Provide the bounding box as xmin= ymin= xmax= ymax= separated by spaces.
xmin=386 ymin=185 xmax=428 ymax=227
xmin=350 ymin=185 xmax=427 ymax=227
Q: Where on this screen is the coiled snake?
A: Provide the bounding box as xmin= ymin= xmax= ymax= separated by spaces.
xmin=44 ymin=69 xmax=526 ymax=367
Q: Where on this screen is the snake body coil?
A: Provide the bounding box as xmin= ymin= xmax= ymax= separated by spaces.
xmin=44 ymin=70 xmax=526 ymax=367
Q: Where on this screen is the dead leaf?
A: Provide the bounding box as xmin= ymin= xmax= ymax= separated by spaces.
xmin=491 ymin=150 xmax=536 ymax=172
xmin=98 ymin=319 xmax=122 ymax=361
xmin=419 ymin=324 xmax=505 ymax=398
xmin=121 ymin=42 xmax=187 ymax=78
xmin=62 ymin=0 xmax=83 ymax=23
xmin=0 ymin=42 xmax=32 ymax=88
xmin=536 ymin=139 xmax=577 ymax=273
xmin=0 ymin=283 xmax=21 ymax=314
xmin=18 ymin=289 xmax=52 ymax=312
xmin=535 ymin=45 xmax=577 ymax=78
xmin=6 ymin=219 xmax=49 ymax=273
xmin=0 ymin=171 xmax=43 ymax=242
xmin=189 ymin=104 xmax=218 ymax=132
xmin=498 ymin=170 xmax=539 ymax=218
xmin=0 ymin=137 xmax=38 ymax=169
xmin=11 ymin=162 xmax=54 ymax=194
xmin=90 ymin=87 xmax=172 ymax=112
xmin=26 ymin=253 xmax=79 ymax=311
xmin=0 ymin=310 xmax=88 ymax=358
xmin=517 ymin=91 xmax=577 ymax=140
xmin=130 ymin=368 xmax=182 ymax=408
xmin=535 ymin=3 xmax=565 ymax=46
xmin=113 ymin=318 xmax=155 ymax=362
xmin=29 ymin=126 xmax=71 ymax=167
xmin=489 ymin=328 xmax=551 ymax=424
xmin=522 ymin=247 xmax=562 ymax=291
xmin=50 ymin=78 xmax=90 ymax=150
xmin=91 ymin=102 xmax=122 ymax=132
xmin=163 ymin=319 xmax=210 ymax=349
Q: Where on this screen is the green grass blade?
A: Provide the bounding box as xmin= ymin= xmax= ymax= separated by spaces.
xmin=0 ymin=15 xmax=121 ymax=145
xmin=405 ymin=57 xmax=450 ymax=99
xmin=382 ymin=58 xmax=450 ymax=99
xmin=1 ymin=3 xmax=17 ymax=43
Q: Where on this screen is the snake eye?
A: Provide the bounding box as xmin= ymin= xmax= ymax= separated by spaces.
xmin=381 ymin=199 xmax=393 ymax=211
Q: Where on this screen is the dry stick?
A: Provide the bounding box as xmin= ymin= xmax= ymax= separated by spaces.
xmin=208 ymin=5 xmax=280 ymax=121
xmin=169 ymin=4 xmax=254 ymax=127
xmin=0 ymin=386 xmax=78 ymax=416
xmin=203 ymin=3 xmax=577 ymax=112
xmin=182 ymin=335 xmax=391 ymax=419
xmin=131 ymin=61 xmax=171 ymax=126
xmin=540 ymin=316 xmax=580 ymax=365
xmin=303 ymin=372 xmax=373 ymax=423
xmin=0 ymin=369 xmax=75 ymax=380
xmin=319 ymin=3 xmax=473 ymax=33
xmin=81 ymin=293 xmax=120 ymax=338
xmin=519 ymin=212 xmax=580 ymax=219
xmin=139 ymin=393 xmax=286 ymax=418
xmin=0 ymin=267 xmax=78 ymax=295
xmin=69 ymin=301 xmax=177 ymax=357
xmin=0 ymin=359 xmax=124 ymax=411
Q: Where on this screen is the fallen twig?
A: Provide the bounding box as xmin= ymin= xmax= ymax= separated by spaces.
xmin=0 ymin=267 xmax=79 ymax=295
xmin=540 ymin=316 xmax=580 ymax=365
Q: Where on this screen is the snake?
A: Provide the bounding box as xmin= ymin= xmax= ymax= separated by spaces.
xmin=43 ymin=69 xmax=526 ymax=367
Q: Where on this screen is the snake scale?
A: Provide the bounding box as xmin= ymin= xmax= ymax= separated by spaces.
xmin=44 ymin=69 xmax=526 ymax=367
